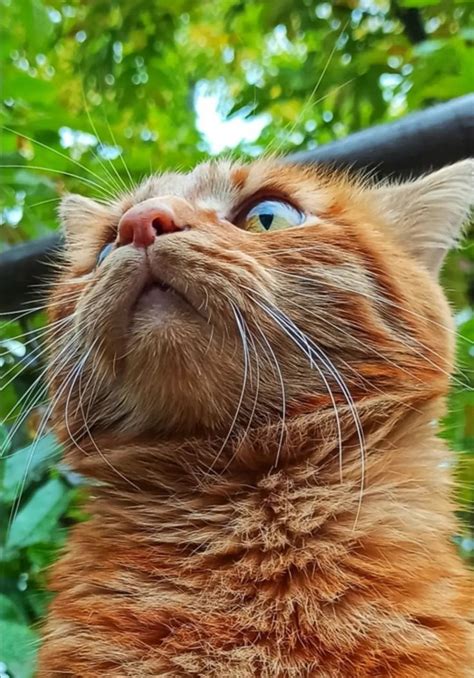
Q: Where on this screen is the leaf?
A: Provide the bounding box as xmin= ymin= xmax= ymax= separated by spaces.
xmin=1 ymin=434 xmax=61 ymax=504
xmin=17 ymin=0 xmax=53 ymax=50
xmin=0 ymin=593 xmax=27 ymax=624
xmin=5 ymin=477 xmax=71 ymax=551
xmin=397 ymin=0 xmax=440 ymax=6
xmin=0 ymin=620 xmax=37 ymax=678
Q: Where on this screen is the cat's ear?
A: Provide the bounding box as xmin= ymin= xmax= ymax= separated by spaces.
xmin=59 ymin=194 xmax=112 ymax=243
xmin=373 ymin=159 xmax=473 ymax=275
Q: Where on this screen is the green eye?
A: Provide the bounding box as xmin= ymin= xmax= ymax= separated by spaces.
xmin=245 ymin=200 xmax=305 ymax=233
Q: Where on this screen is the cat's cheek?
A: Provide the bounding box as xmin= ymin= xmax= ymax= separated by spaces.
xmin=74 ymin=247 xmax=148 ymax=362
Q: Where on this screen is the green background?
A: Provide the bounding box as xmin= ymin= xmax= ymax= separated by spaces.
xmin=1 ymin=1 xmax=473 ymax=676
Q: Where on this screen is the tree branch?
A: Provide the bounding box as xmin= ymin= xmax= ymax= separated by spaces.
xmin=391 ymin=2 xmax=426 ymax=45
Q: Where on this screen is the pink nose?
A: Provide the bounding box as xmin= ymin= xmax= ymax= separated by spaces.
xmin=117 ymin=199 xmax=184 ymax=248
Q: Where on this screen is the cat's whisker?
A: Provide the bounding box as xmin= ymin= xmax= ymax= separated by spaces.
xmin=2 ymin=290 xmax=84 ymax=320
xmin=82 ymin=339 xmax=108 ymax=425
xmin=0 ymin=312 xmax=81 ymax=389
xmin=282 ymin=279 xmax=472 ymax=390
xmin=80 ymin=83 xmax=131 ymax=197
xmin=282 ymin=297 xmax=433 ymax=420
xmin=0 ymin=164 xmax=115 ymax=202
xmin=62 ymin=339 xmax=108 ymax=458
xmin=0 ymin=286 xmax=84 ymax=321
xmin=3 ymin=317 xmax=97 ymax=492
xmin=242 ymin=288 xmax=344 ymax=482
xmin=284 ymin=297 xmax=445 ymax=388
xmin=26 ymin=196 xmax=62 ymax=210
xmin=2 ymin=125 xmax=118 ymax=197
xmin=0 ymin=313 xmax=71 ymax=345
xmin=30 ymin=282 xmax=86 ymax=294
xmin=274 ymin=268 xmax=473 ymax=346
xmin=266 ymin=18 xmax=350 ymax=158
xmin=0 ymin=285 xmax=85 ymax=322
xmin=63 ymin=336 xmax=142 ymax=491
xmin=5 ymin=322 xmax=91 ymax=435
xmin=206 ymin=302 xmax=251 ymax=474
xmin=64 ymin=340 xmax=98 ymax=442
xmin=102 ymin=109 xmax=135 ymax=192
xmin=0 ymin=316 xmax=84 ymax=449
xmin=0 ymin=306 xmax=48 ymax=322
xmin=6 ymin=334 xmax=84 ymax=536
xmin=249 ymin=295 xmax=365 ymax=526
xmin=251 ymin=322 xmax=287 ymax=469
xmin=220 ymin=310 xmax=262 ymax=475
xmin=278 ymin=309 xmax=366 ymax=528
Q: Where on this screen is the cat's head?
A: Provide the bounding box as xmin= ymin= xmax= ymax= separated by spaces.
xmin=48 ymin=159 xmax=473 ymax=449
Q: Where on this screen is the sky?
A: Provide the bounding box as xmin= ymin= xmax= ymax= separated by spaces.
xmin=194 ymin=81 xmax=270 ymax=154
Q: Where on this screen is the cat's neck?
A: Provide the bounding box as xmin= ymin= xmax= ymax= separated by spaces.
xmin=67 ymin=393 xmax=447 ymax=540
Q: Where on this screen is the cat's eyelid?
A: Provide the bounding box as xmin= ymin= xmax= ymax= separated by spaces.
xmin=248 ymin=199 xmax=301 ymax=215
xmin=230 ymin=192 xmax=303 ymax=225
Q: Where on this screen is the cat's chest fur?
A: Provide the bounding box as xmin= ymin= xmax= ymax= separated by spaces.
xmin=38 ymin=419 xmax=472 ymax=677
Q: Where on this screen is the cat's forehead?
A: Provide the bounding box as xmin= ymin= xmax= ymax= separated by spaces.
xmin=131 ymin=160 xmax=250 ymax=217
xmin=127 ymin=159 xmax=314 ymax=215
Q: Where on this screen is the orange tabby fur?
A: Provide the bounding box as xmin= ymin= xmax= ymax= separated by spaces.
xmin=37 ymin=159 xmax=473 ymax=676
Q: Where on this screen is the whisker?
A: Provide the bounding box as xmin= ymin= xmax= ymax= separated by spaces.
xmin=247 ymin=292 xmax=366 ymax=528
xmin=266 ymin=18 xmax=350 ymax=158
xmin=219 ymin=309 xmax=262 ymax=475
xmin=2 ymin=125 xmax=117 ymax=196
xmin=102 ymin=110 xmax=135 ymax=192
xmin=206 ymin=302 xmax=250 ymax=474
xmin=276 ymin=271 xmax=472 ymax=388
xmin=251 ymin=322 xmax=287 ymax=469
xmin=74 ymin=350 xmax=142 ymax=493
xmin=274 ymin=268 xmax=473 ymax=345
xmin=0 ymin=164 xmax=115 ymax=201
xmin=244 ymin=290 xmax=344 ymax=481
xmin=80 ymin=83 xmax=130 ymax=196
xmin=5 ymin=334 xmax=84 ymax=536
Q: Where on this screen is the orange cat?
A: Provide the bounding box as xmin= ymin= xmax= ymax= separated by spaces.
xmin=38 ymin=159 xmax=473 ymax=677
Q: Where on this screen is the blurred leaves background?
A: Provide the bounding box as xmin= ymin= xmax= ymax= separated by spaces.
xmin=0 ymin=0 xmax=473 ymax=676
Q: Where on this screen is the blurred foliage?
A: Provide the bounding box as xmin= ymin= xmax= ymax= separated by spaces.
xmin=0 ymin=0 xmax=473 ymax=676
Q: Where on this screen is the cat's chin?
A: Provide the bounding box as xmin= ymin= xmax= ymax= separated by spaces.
xmin=133 ymin=282 xmax=191 ymax=319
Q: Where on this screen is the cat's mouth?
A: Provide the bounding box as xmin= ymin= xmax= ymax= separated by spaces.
xmin=145 ymin=278 xmax=171 ymax=294
xmin=131 ymin=273 xmax=201 ymax=322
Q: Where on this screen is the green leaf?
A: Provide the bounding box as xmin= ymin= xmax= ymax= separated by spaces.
xmin=397 ymin=0 xmax=440 ymax=6
xmin=5 ymin=477 xmax=71 ymax=551
xmin=0 ymin=620 xmax=37 ymax=678
xmin=1 ymin=434 xmax=62 ymax=504
xmin=0 ymin=593 xmax=27 ymax=624
xmin=17 ymin=0 xmax=54 ymax=50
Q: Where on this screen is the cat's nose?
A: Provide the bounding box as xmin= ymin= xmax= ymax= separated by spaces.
xmin=117 ymin=199 xmax=184 ymax=248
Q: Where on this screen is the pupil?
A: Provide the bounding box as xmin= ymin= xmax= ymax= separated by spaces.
xmin=259 ymin=213 xmax=274 ymax=229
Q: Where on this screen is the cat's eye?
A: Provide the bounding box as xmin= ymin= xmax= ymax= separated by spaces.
xmin=244 ymin=200 xmax=305 ymax=233
xmin=97 ymin=242 xmax=114 ymax=266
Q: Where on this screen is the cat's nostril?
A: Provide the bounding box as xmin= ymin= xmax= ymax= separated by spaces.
xmin=149 ymin=211 xmax=182 ymax=236
xmin=151 ymin=217 xmax=168 ymax=235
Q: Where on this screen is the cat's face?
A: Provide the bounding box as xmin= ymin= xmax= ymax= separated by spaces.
xmin=48 ymin=159 xmax=472 ymax=444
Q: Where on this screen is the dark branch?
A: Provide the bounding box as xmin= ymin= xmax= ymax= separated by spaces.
xmin=391 ymin=2 xmax=426 ymax=45
xmin=1 ymin=95 xmax=473 ymax=315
